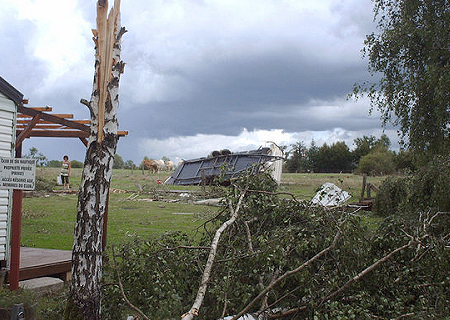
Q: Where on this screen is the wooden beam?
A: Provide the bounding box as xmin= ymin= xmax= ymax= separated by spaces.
xmin=79 ymin=137 xmax=88 ymax=147
xmin=29 ymin=106 xmax=52 ymax=112
xmin=16 ymin=130 xmax=89 ymax=138
xmin=17 ymin=124 xmax=63 ymax=129
xmin=17 ymin=105 xmax=89 ymax=132
xmin=17 ymin=119 xmax=90 ymax=125
xmin=17 ymin=113 xmax=74 ymax=119
xmin=16 ymin=129 xmax=127 ymax=137
xmin=17 ymin=125 xmax=70 ymax=130
xmin=15 ymin=114 xmax=41 ymax=149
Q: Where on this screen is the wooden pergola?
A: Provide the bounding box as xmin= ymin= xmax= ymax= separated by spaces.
xmin=15 ymin=104 xmax=128 ymax=149
xmin=9 ymin=103 xmax=128 ymax=290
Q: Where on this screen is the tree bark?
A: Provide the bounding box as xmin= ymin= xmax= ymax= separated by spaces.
xmin=64 ymin=1 xmax=125 ymax=319
xmin=181 ymin=190 xmax=247 ymax=320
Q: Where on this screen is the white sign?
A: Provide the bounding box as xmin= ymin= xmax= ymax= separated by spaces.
xmin=0 ymin=158 xmax=36 ymax=190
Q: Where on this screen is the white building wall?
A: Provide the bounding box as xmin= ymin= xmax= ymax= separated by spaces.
xmin=269 ymin=143 xmax=283 ymax=184
xmin=0 ymin=93 xmax=16 ymax=261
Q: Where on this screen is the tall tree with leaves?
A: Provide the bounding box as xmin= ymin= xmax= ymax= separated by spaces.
xmin=286 ymin=141 xmax=308 ymax=173
xmin=25 ymin=147 xmax=47 ymax=166
xmin=355 ymin=0 xmax=450 ymax=158
xmin=64 ymin=0 xmax=126 ymax=319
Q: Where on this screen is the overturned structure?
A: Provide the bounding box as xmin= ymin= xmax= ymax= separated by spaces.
xmin=165 ymin=144 xmax=283 ymax=185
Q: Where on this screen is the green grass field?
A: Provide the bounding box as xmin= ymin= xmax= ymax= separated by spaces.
xmin=21 ymin=168 xmax=386 ymax=250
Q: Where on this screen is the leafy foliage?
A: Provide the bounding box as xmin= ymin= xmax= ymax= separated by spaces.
xmin=375 ymin=155 xmax=450 ymax=217
xmin=102 ymin=171 xmax=450 ymax=319
xmin=113 ymin=154 xmax=125 ymax=169
xmin=356 ymin=148 xmax=395 ymax=176
xmin=46 ymin=160 xmax=63 ymax=168
xmin=285 ymin=140 xmax=353 ymax=173
xmin=314 ymin=141 xmax=353 ymax=173
xmin=25 ymin=147 xmax=47 ymax=166
xmin=352 ymin=134 xmax=391 ymax=168
xmin=70 ymin=160 xmax=84 ymax=168
xmin=102 ymin=233 xmax=201 ymax=320
xmin=34 ymin=175 xmax=56 ymax=192
xmin=374 ymin=176 xmax=409 ymax=216
xmin=123 ymin=159 xmax=135 ymax=169
xmin=394 ymin=149 xmax=416 ymax=173
xmin=355 ymin=0 xmax=450 ymax=158
xmin=285 ymin=135 xmax=392 ymax=173
xmin=405 ymin=155 xmax=450 ymax=213
xmin=285 ymin=141 xmax=309 ymax=173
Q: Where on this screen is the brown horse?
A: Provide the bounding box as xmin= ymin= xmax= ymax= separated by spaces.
xmin=142 ymin=159 xmax=158 ymax=173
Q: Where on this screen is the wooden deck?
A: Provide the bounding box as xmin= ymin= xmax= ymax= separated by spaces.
xmin=8 ymin=247 xmax=72 ymax=282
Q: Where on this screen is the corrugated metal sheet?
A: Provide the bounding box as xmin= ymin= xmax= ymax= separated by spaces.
xmin=166 ymin=146 xmax=283 ymax=185
xmin=311 ymin=182 xmax=351 ymax=207
xmin=0 ymin=91 xmax=17 ymax=261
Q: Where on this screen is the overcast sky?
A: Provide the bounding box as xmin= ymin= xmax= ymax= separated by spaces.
xmin=0 ymin=0 xmax=395 ymax=164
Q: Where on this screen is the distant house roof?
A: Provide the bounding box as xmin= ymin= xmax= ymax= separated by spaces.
xmin=0 ymin=76 xmax=24 ymax=106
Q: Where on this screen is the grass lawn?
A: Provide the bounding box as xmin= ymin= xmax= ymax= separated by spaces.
xmin=21 ymin=168 xmax=386 ymax=250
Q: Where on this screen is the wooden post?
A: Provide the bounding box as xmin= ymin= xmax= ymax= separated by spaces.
xmin=360 ymin=174 xmax=367 ymax=202
xmin=10 ymin=146 xmax=23 ymax=291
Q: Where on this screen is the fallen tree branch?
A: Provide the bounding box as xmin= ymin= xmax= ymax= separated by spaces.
xmin=220 ymin=269 xmax=232 ymax=319
xmin=392 ymin=312 xmax=415 ymax=320
xmin=152 ymin=245 xmax=211 ymax=255
xmin=259 ymin=286 xmax=302 ymax=317
xmin=181 ymin=187 xmax=248 ymax=320
xmin=230 ymin=221 xmax=344 ymax=320
xmin=268 ymin=306 xmax=307 ymax=319
xmin=259 ymin=238 xmax=417 ymax=319
xmin=320 ymin=238 xmax=416 ymax=305
xmin=247 ymin=189 xmax=302 ymax=203
xmin=215 ymin=250 xmax=265 ymax=263
xmin=111 ymin=246 xmax=150 ymax=320
xmin=243 ymin=217 xmax=270 ymax=312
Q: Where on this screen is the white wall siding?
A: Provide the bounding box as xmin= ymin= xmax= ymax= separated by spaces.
xmin=0 ymin=92 xmax=16 ymax=261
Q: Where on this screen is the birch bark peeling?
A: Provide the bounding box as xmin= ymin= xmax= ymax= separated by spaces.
xmin=181 ymin=190 xmax=247 ymax=320
xmin=65 ymin=1 xmax=125 ymax=319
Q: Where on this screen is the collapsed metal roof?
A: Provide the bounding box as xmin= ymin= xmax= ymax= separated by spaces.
xmin=165 ymin=146 xmax=283 ymax=185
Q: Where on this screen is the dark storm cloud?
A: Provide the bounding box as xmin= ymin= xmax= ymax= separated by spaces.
xmin=0 ymin=0 xmax=388 ymax=162
xmin=115 ymin=0 xmax=377 ymax=144
xmin=119 ymin=45 xmax=373 ymax=139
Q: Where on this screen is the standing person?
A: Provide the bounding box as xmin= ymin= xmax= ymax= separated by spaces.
xmin=61 ymin=155 xmax=71 ymax=190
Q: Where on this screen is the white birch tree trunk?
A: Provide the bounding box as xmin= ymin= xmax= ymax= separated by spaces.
xmin=64 ymin=1 xmax=125 ymax=319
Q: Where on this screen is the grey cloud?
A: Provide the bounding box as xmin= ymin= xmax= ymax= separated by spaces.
xmin=119 ymin=44 xmax=373 ymax=139
xmin=0 ymin=0 xmax=390 ymax=163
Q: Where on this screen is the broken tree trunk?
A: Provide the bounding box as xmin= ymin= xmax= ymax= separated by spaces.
xmin=64 ymin=1 xmax=126 ymax=319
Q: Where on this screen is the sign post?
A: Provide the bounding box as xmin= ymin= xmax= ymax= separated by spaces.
xmin=0 ymin=157 xmax=36 ymax=290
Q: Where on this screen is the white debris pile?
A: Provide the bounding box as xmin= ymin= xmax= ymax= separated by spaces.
xmin=311 ymin=182 xmax=351 ymax=207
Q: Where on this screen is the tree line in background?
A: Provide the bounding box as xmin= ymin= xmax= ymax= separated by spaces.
xmin=24 ymin=147 xmax=137 ymax=170
xmin=26 ymin=134 xmax=415 ymax=176
xmin=283 ymin=134 xmax=415 ymax=175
